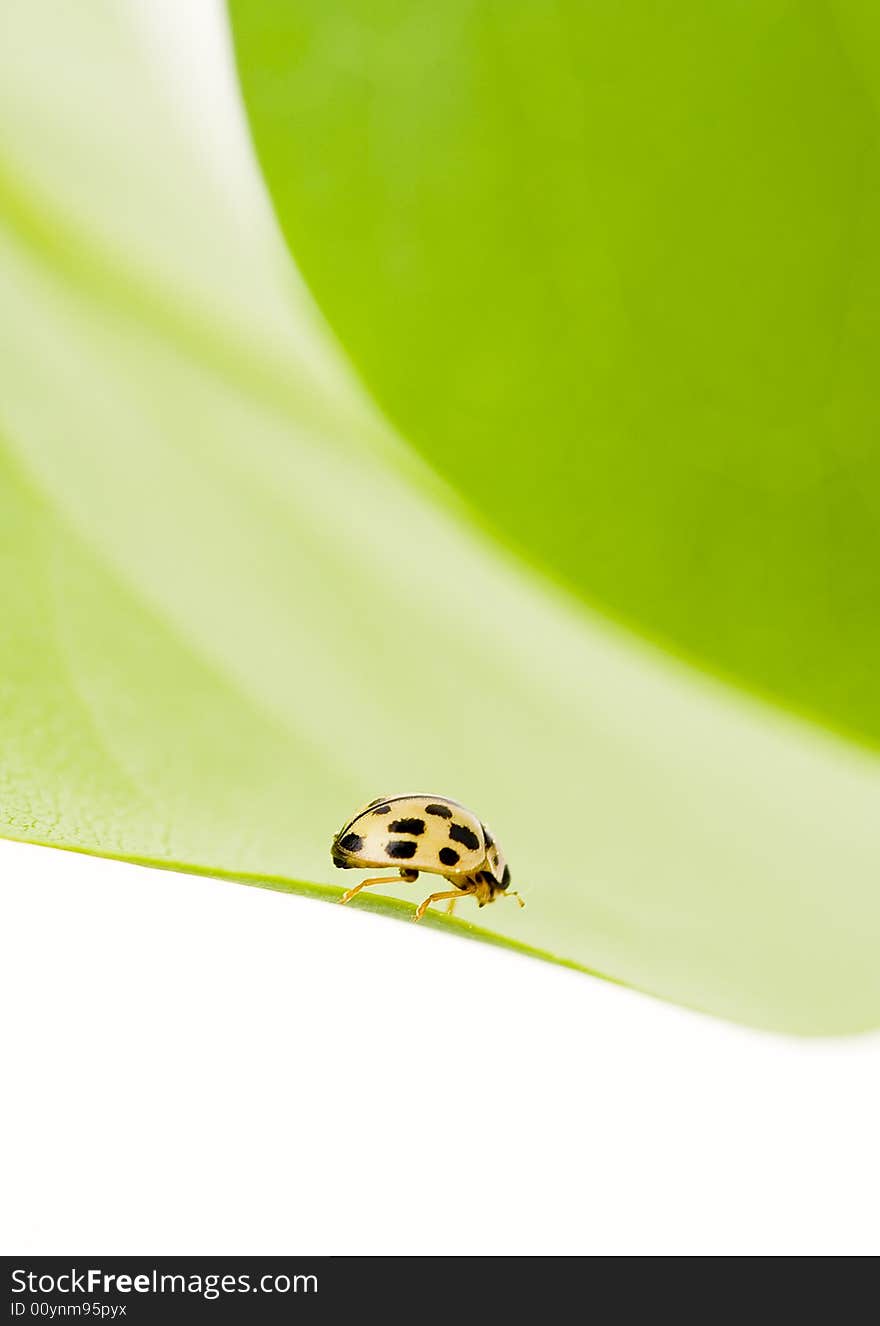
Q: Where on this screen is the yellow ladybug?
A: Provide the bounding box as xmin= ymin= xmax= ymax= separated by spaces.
xmin=332 ymin=794 xmax=524 ymax=921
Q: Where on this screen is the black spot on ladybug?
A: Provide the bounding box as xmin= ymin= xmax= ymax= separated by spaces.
xmin=500 ymin=865 xmax=511 ymax=889
xmin=371 ymin=803 xmax=391 ymax=815
xmin=438 ymin=847 xmax=460 ymax=867
xmin=425 ymin=803 xmax=453 ymax=818
xmin=389 ymin=817 xmax=425 ymax=835
xmin=332 ymin=855 xmax=353 ymax=870
xmin=338 ymin=833 xmax=363 ymax=854
xmin=449 ymin=822 xmax=480 ymax=852
xmin=386 ymin=840 xmax=417 ymax=859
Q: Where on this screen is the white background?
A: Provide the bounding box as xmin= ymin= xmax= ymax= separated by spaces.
xmin=2 ymin=0 xmax=879 ymax=1257
xmin=1 ymin=835 xmax=878 ymax=1256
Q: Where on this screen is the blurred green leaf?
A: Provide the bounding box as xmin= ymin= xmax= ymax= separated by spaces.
xmin=1 ymin=2 xmax=880 ymax=1033
xmin=230 ymin=0 xmax=880 ymax=749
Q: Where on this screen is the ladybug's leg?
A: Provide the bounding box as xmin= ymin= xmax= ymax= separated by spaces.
xmin=444 ymin=883 xmax=473 ymax=917
xmin=338 ymin=870 xmax=419 ymax=906
xmin=413 ymin=887 xmax=475 ymax=923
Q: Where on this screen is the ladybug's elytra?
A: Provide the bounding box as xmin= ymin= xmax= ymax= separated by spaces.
xmin=331 ymin=794 xmax=523 ymax=921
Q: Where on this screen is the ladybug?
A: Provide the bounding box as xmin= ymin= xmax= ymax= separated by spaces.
xmin=332 ymin=794 xmax=524 ymax=921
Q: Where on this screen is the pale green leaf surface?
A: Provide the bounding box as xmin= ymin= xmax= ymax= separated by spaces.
xmin=230 ymin=0 xmax=880 ymax=750
xmin=1 ymin=3 xmax=880 ymax=1032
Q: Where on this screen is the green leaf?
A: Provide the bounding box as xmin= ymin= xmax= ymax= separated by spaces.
xmin=230 ymin=0 xmax=880 ymax=751
xmin=2 ymin=2 xmax=880 ymax=1033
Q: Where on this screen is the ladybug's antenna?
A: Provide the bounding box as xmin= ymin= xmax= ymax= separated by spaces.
xmin=503 ymin=891 xmax=525 ymax=909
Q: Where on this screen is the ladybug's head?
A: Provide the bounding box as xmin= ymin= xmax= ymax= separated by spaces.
xmin=482 ymin=864 xmax=523 ymax=911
